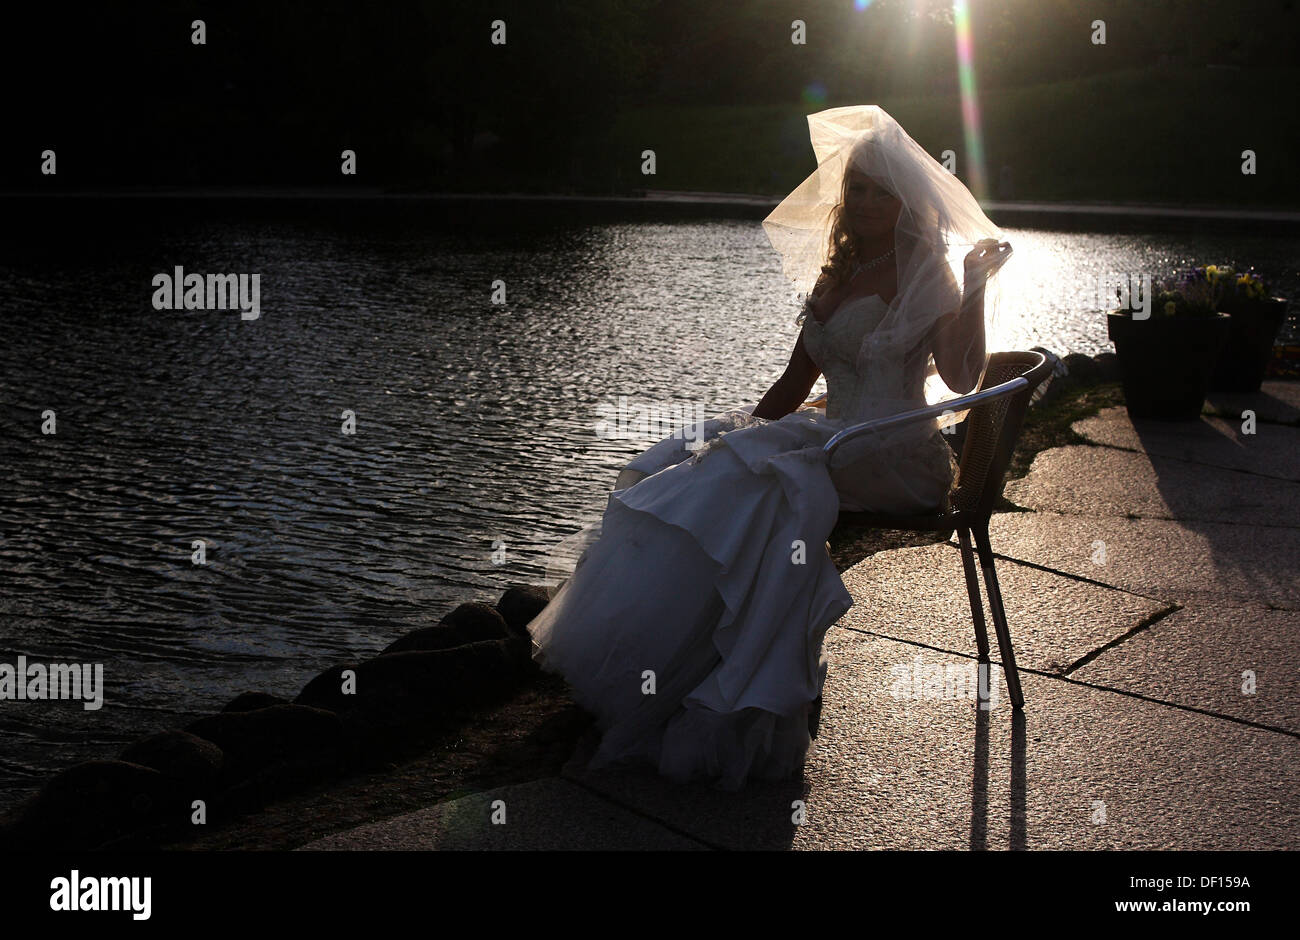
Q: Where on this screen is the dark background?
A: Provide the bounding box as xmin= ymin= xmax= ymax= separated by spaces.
xmin=2 ymin=0 xmax=1298 ymax=203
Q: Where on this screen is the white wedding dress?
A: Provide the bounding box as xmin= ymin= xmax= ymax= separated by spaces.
xmin=527 ymin=293 xmax=959 ymax=790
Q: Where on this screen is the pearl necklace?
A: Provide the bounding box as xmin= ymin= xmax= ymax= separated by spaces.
xmin=798 ymin=246 xmax=896 ymax=313
xmin=851 ymin=247 xmax=895 ymax=279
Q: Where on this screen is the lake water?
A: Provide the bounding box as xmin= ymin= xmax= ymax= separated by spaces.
xmin=1 ymin=198 xmax=1296 ymax=812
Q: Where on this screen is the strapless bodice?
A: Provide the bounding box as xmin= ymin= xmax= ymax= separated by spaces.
xmin=801 ymin=294 xmax=929 ymax=422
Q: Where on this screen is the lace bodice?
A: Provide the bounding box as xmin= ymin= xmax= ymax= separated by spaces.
xmin=802 ymin=294 xmax=931 ymax=422
xmin=800 ymin=293 xmax=957 ymax=513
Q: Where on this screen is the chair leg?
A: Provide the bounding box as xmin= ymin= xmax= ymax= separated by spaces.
xmin=957 ymin=527 xmax=991 ymax=664
xmin=972 ymin=523 xmax=1026 ymax=710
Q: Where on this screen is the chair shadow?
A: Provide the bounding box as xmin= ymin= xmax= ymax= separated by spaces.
xmin=969 ymin=701 xmax=1028 ymax=850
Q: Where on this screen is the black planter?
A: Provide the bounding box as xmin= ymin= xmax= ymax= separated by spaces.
xmin=1210 ymin=297 xmax=1288 ymax=393
xmin=1107 ymin=311 xmax=1231 ymax=420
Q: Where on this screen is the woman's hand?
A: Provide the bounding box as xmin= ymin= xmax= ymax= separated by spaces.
xmin=963 ymin=239 xmax=1012 ymax=287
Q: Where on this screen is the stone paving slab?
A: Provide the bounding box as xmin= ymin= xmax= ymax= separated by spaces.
xmin=296 ymin=776 xmax=707 ymax=851
xmin=1073 ymin=406 xmax=1300 ymax=480
xmin=1003 ymin=445 xmax=1300 ymax=526
xmin=562 ymin=629 xmax=1300 ymax=849
xmin=979 ymin=512 xmax=1300 ymax=610
xmin=1203 ymin=380 xmax=1300 ymax=426
xmin=1072 ymin=605 xmax=1300 ymax=733
xmin=836 ymin=542 xmax=1169 ymax=674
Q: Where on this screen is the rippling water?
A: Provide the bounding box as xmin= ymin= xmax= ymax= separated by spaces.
xmin=1 ymin=199 xmax=1296 ymax=811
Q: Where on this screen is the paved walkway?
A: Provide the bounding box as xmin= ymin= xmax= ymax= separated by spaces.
xmin=301 ymin=382 xmax=1300 ymax=850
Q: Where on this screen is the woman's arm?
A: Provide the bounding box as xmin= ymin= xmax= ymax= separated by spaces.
xmin=752 ymin=329 xmax=821 ymax=420
xmin=931 ymin=281 xmax=986 ymax=394
xmin=932 ymin=240 xmax=1009 ymax=394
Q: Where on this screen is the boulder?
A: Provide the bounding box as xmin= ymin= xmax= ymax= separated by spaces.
xmin=184 ymin=704 xmax=343 ymax=785
xmin=0 ymin=760 xmax=188 ymax=851
xmin=119 ymin=730 xmax=223 ymax=789
xmin=1060 ymin=352 xmax=1101 ymax=388
xmin=496 ymin=585 xmax=550 ymax=637
xmin=441 ymin=601 xmax=511 ymax=634
xmin=222 ymin=691 xmax=288 ymax=713
xmin=296 ymin=638 xmax=533 ymax=732
xmin=380 ymin=602 xmax=508 ymax=655
xmin=1092 ymin=351 xmax=1120 ymax=383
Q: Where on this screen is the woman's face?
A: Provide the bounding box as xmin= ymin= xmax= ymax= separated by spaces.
xmin=843 ymin=168 xmax=902 ymax=241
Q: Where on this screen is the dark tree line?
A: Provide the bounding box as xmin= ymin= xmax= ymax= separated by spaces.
xmin=2 ymin=0 xmax=1294 ymax=190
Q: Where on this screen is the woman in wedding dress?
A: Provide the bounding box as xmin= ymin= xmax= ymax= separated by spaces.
xmin=527 ymin=105 xmax=1016 ymax=790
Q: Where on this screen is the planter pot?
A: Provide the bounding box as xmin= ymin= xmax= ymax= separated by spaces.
xmin=1107 ymin=311 xmax=1231 ymax=420
xmin=1210 ymin=297 xmax=1288 ymax=393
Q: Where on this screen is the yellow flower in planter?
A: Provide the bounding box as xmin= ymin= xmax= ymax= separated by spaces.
xmin=1206 ymin=265 xmax=1224 ymax=285
xmin=1235 ymin=273 xmax=1266 ymax=301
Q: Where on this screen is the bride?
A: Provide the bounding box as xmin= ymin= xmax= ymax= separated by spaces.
xmin=527 ymin=105 xmax=1015 ymax=790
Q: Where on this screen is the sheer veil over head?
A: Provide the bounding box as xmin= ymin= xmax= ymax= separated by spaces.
xmin=763 ymin=105 xmax=1015 ymax=426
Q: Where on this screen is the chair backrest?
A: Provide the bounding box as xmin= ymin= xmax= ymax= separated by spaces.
xmin=951 ymin=350 xmax=1054 ymax=520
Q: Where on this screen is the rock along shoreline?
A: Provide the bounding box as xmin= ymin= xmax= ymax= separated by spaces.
xmin=0 ymin=587 xmax=552 ymax=852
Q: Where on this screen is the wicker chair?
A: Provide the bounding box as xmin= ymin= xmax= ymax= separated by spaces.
xmin=824 ymin=350 xmax=1055 ymax=709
